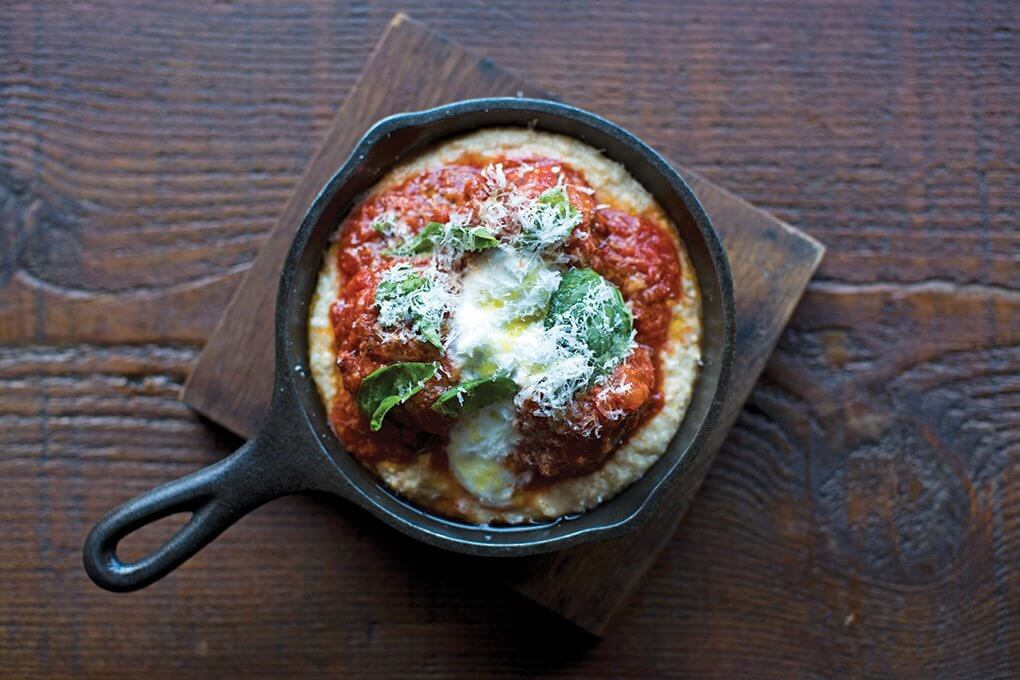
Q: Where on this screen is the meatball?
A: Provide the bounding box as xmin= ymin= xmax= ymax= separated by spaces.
xmin=564 ymin=208 xmax=682 ymax=347
xmin=487 ymin=158 xmax=598 ymax=243
xmin=512 ymin=346 xmax=656 ymax=478
xmin=388 ymin=362 xmax=457 ymax=436
xmin=331 ymin=266 xmax=455 ymax=435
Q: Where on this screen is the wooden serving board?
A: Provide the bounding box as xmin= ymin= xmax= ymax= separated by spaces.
xmin=182 ymin=14 xmax=823 ymax=635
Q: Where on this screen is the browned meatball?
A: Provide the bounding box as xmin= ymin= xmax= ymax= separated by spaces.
xmin=388 ymin=362 xmax=457 ymax=435
xmin=512 ymin=346 xmax=656 ymax=478
xmin=332 ymin=265 xmax=454 ymax=434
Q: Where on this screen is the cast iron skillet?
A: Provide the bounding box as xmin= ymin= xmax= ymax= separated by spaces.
xmin=83 ymin=98 xmax=735 ymax=592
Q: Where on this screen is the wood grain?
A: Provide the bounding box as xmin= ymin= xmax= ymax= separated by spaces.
xmin=1 ymin=0 xmax=1018 ymax=677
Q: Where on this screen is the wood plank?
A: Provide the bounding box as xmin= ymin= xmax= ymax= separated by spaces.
xmin=179 ymin=15 xmax=823 ymax=634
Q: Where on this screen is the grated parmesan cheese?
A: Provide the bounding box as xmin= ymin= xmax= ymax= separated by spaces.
xmin=448 ymin=248 xmax=634 ymax=421
xmin=375 ymin=262 xmax=455 ymax=348
xmin=513 ymin=185 xmax=583 ymax=252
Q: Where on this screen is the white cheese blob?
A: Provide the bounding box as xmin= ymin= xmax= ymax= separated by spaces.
xmin=450 ymin=247 xmax=621 ymax=418
xmin=448 ymin=247 xmax=561 ymax=380
xmin=446 ymin=400 xmax=522 ymax=506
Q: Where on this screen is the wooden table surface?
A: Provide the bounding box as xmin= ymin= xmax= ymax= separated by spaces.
xmin=1 ymin=1 xmax=1017 ymax=678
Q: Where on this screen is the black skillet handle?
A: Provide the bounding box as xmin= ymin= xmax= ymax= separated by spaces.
xmin=83 ymin=419 xmax=306 ymax=592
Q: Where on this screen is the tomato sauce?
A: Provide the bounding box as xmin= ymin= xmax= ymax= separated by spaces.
xmin=327 ymin=153 xmax=684 ymax=479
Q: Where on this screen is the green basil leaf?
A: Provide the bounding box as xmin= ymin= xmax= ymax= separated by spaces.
xmin=372 ymin=218 xmax=395 ymax=234
xmin=357 ymin=362 xmax=439 ymax=431
xmin=432 ymin=374 xmax=518 ymax=417
xmin=446 ymin=225 xmax=499 ymax=252
xmin=390 ymin=221 xmax=498 ymax=256
xmin=389 ymin=221 xmax=444 ymax=255
xmin=375 ymin=267 xmax=429 ymax=300
xmin=515 ymin=186 xmax=582 ymax=251
xmin=545 ymin=267 xmax=633 ymax=375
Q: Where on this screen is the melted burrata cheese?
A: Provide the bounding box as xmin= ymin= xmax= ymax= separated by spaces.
xmin=445 ymin=248 xmax=561 ymax=504
xmin=446 ymin=400 xmax=522 ymax=506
